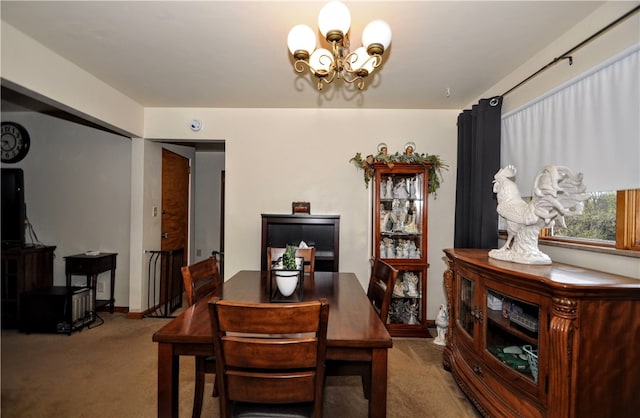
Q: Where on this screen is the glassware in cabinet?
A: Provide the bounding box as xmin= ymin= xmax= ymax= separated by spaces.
xmin=378 ymin=173 xmax=424 ymax=260
xmin=388 ymin=269 xmax=424 ymax=325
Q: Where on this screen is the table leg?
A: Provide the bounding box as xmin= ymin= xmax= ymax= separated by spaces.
xmin=369 ymin=348 xmax=388 ymax=418
xmin=89 ymin=275 xmax=97 ymax=320
xmin=157 ymin=343 xmax=180 ymax=418
xmin=108 ymin=267 xmax=116 ymax=313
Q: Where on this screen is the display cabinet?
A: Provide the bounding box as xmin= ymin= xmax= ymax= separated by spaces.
xmin=443 ymin=248 xmax=640 ymax=418
xmin=372 ymin=162 xmax=430 ymax=337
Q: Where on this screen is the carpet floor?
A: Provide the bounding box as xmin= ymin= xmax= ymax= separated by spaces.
xmin=1 ymin=312 xmax=481 ymax=418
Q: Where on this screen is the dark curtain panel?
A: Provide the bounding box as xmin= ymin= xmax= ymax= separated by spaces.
xmin=454 ymin=96 xmax=503 ymax=248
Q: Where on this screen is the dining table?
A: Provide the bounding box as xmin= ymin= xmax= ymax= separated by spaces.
xmin=152 ymin=270 xmax=393 ymax=418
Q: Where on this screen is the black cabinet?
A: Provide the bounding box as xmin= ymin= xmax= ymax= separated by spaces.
xmin=20 ymin=286 xmax=93 ymax=334
xmin=1 ymin=245 xmax=56 ymax=328
xmin=261 ymin=214 xmax=340 ymax=272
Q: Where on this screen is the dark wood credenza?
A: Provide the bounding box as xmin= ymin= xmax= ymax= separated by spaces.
xmin=1 ymin=245 xmax=56 ymax=328
xmin=261 ymin=214 xmax=339 ymax=272
xmin=443 ymin=248 xmax=640 ymax=418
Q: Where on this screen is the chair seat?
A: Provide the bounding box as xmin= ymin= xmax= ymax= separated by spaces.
xmin=232 ymin=402 xmax=314 ymax=418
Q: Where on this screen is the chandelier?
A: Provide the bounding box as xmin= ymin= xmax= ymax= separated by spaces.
xmin=287 ymin=1 xmax=392 ymax=91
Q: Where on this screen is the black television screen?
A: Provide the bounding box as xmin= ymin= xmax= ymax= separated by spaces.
xmin=1 ymin=168 xmax=26 ymax=247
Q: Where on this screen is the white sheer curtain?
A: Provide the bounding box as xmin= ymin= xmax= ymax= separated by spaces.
xmin=501 ymin=44 xmax=639 ymax=194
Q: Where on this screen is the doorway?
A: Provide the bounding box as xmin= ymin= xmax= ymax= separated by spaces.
xmin=159 ymin=148 xmax=189 ymax=315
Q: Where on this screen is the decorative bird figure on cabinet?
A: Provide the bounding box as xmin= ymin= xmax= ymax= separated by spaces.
xmin=489 ymin=165 xmax=589 ymax=265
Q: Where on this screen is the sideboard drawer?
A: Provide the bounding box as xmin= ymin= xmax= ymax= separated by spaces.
xmin=457 ymin=342 xmax=543 ymax=418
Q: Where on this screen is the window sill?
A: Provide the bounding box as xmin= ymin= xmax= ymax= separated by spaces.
xmin=538 ymin=239 xmax=639 ymax=259
xmin=497 ymin=231 xmax=639 ymax=259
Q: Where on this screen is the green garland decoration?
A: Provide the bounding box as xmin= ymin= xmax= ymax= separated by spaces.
xmin=349 ymin=150 xmax=448 ymax=195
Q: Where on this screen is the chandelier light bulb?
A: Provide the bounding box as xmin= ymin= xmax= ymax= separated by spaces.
xmin=318 ymin=1 xmax=351 ymax=41
xmin=362 ymin=19 xmax=392 ymax=54
xmin=287 ymin=24 xmax=317 ymax=58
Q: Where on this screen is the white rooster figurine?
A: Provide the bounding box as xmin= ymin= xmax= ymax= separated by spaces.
xmin=489 ymin=165 xmax=589 ymax=265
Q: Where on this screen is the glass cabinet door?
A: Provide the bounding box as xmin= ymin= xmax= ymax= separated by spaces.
xmin=388 ymin=269 xmax=423 ymax=325
xmin=484 ymin=288 xmax=540 ymax=385
xmin=378 ymin=173 xmax=424 ymax=260
xmin=458 ymin=274 xmax=476 ymax=337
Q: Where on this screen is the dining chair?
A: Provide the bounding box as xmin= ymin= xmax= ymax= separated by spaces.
xmin=267 ymin=246 xmax=316 ymax=277
xmin=366 ymin=257 xmax=400 ymax=324
xmin=326 ymin=258 xmax=398 ymax=400
xmin=208 ymin=297 xmax=330 ymax=418
xmin=181 ymin=256 xmax=222 ymax=418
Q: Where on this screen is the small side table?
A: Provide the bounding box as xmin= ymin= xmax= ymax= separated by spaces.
xmin=65 ymin=252 xmax=117 ymax=314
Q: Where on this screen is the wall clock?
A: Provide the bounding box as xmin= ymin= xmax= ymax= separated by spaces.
xmin=1 ymin=122 xmax=31 ymax=163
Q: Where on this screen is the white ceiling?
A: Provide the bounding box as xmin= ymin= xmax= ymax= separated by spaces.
xmin=1 ymin=1 xmax=608 ymax=110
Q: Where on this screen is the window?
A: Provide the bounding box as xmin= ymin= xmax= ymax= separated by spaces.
xmin=539 ymin=189 xmax=639 ymax=252
xmin=550 ymin=191 xmax=616 ymax=242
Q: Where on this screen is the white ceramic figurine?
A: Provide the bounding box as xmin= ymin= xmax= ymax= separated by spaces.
xmin=434 ymin=304 xmax=449 ymax=346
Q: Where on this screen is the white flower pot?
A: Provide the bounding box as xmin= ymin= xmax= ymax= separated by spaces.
xmin=275 ymin=271 xmax=299 ymax=297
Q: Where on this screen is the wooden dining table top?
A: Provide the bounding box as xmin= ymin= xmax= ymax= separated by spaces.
xmin=152 ymin=270 xmax=393 ymax=351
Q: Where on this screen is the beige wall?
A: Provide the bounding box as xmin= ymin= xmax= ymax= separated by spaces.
xmin=143 ymin=108 xmax=460 ymax=318
xmin=2 ymin=111 xmax=133 ymax=306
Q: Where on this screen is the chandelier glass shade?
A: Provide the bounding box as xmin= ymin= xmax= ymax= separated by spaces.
xmin=287 ymin=1 xmax=392 ymax=90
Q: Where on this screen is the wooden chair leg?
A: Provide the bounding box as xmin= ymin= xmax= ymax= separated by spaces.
xmin=192 ymin=357 xmax=205 ymax=418
xmin=211 ymin=376 xmax=218 ymax=397
xmin=361 ymin=373 xmax=371 ymax=400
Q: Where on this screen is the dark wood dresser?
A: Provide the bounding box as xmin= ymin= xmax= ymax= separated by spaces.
xmin=443 ymin=248 xmax=640 ymax=418
xmin=1 ymin=245 xmax=56 ymax=328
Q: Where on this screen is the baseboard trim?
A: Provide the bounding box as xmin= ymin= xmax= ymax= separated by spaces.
xmin=126 ymin=311 xmax=144 ymax=320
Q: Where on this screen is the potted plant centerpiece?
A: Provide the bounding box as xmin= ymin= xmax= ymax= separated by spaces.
xmin=274 ymin=245 xmax=303 ymax=297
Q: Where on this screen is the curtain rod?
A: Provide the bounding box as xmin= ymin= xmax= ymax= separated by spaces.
xmin=501 ymin=5 xmax=640 ymax=97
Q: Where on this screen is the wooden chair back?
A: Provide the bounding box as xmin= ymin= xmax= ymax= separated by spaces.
xmin=181 ymin=256 xmax=222 ymax=306
xmin=367 ymin=258 xmax=399 ymax=323
xmin=181 ymin=256 xmax=222 ymax=416
xmin=209 ymin=298 xmax=330 ymax=418
xmin=267 ymin=247 xmax=316 ymax=276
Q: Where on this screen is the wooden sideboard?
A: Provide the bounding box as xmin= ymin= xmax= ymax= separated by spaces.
xmin=442 ymin=248 xmax=640 ymax=418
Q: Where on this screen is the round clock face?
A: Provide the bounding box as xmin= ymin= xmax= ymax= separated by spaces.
xmin=1 ymin=122 xmax=30 ymax=163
